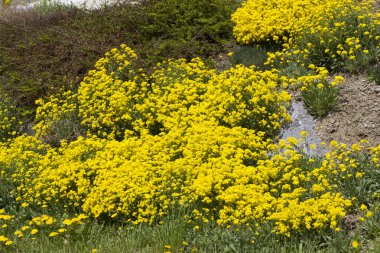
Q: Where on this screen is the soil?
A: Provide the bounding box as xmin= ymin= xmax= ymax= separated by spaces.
xmin=316 ymin=74 xmax=380 ymax=147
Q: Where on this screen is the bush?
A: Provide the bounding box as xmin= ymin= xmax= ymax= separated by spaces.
xmin=265 ymin=1 xmax=380 ymax=72
xmin=231 ymin=0 xmax=357 ymax=44
xmin=141 ymin=0 xmax=239 ymax=56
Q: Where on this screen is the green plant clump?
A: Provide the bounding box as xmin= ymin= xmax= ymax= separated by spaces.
xmin=301 ymin=78 xmax=340 ymax=118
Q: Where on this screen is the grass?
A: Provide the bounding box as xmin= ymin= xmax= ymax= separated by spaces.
xmin=231 ymin=43 xmax=279 ymax=70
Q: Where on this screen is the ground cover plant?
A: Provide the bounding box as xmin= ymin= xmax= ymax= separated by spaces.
xmin=0 ymin=0 xmax=380 ymax=252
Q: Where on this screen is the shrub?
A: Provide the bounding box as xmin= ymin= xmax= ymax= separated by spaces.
xmin=141 ymin=0 xmax=239 ymax=58
xmin=231 ymin=0 xmax=357 ymax=44
xmin=265 ymin=1 xmax=380 ymax=72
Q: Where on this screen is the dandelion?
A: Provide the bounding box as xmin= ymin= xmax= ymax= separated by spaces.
xmin=352 ymin=240 xmax=359 ymax=248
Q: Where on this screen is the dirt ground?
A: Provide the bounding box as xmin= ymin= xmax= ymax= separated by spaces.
xmin=316 ymin=75 xmax=380 ymax=147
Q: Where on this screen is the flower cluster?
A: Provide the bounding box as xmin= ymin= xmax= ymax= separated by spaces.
xmin=232 ymin=0 xmax=359 ymax=44
xmin=264 ymin=0 xmax=380 ymax=71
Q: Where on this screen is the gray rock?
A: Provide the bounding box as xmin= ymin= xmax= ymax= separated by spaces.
xmin=280 ymin=100 xmax=326 ymax=156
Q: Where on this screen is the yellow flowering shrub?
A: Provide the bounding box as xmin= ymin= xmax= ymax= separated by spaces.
xmin=3 ymin=133 xmax=380 ymax=236
xmin=82 ymin=123 xmax=269 ymax=223
xmin=12 ymin=137 xmax=106 ymax=208
xmin=140 ymin=61 xmax=291 ymax=137
xmin=264 ymin=0 xmax=380 ymax=71
xmin=77 ymin=44 xmax=149 ymax=140
xmin=132 ymin=57 xmax=217 ymax=134
xmin=38 ymin=45 xmax=291 ymax=141
xmin=232 ymin=0 xmax=358 ymax=43
xmin=1 ymin=42 xmax=380 ymax=244
xmin=200 ymin=66 xmax=291 ymax=137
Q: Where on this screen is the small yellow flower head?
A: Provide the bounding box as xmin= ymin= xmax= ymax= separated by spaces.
xmin=317 ymin=83 xmax=324 ymax=89
xmin=21 ymin=226 xmax=30 ymax=231
xmin=352 ymin=240 xmax=359 ymax=248
xmin=360 ymin=204 xmax=368 ymax=210
xmin=31 ymin=229 xmax=39 ymax=235
xmin=49 ymin=232 xmax=59 ymax=237
xmin=5 ymin=240 xmax=13 ymax=246
xmin=14 ymin=230 xmax=23 ymax=237
xmin=366 ymin=211 xmax=374 ymax=218
xmin=0 ymin=236 xmax=9 ymax=242
xmin=58 ymin=228 xmax=67 ymax=233
xmin=21 ymin=203 xmax=29 ymax=208
xmin=91 ymin=249 xmax=97 ymax=253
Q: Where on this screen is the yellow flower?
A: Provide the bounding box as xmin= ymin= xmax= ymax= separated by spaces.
xmin=352 ymin=240 xmax=359 ymax=248
xmin=366 ymin=211 xmax=373 ymax=218
xmin=49 ymin=232 xmax=59 ymax=237
xmin=0 ymin=235 xmax=8 ymax=242
xmin=317 ymin=83 xmax=324 ymax=89
xmin=14 ymin=230 xmax=23 ymax=237
xmin=31 ymin=229 xmax=39 ymax=235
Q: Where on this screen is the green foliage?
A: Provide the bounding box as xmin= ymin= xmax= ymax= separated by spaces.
xmin=231 ymin=44 xmax=270 ymax=69
xmin=301 ymin=79 xmax=339 ymax=118
xmin=142 ymin=0 xmax=238 ymax=44
xmin=368 ymin=64 xmax=380 ymax=85
xmin=137 ymin=0 xmax=240 ymax=65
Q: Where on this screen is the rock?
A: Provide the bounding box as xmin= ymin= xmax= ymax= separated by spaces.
xmin=375 ymin=86 xmax=380 ymax=93
xmin=280 ymin=100 xmax=326 ymax=156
